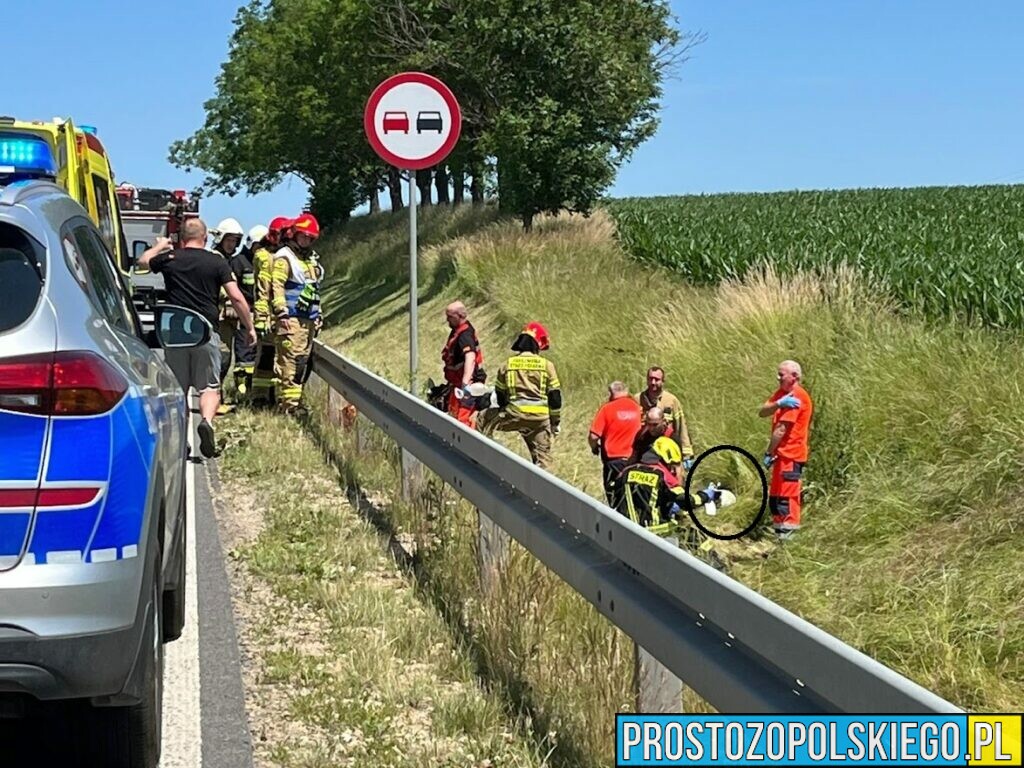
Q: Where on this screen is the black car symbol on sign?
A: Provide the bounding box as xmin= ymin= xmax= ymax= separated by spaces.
xmin=416 ymin=111 xmax=444 ymax=134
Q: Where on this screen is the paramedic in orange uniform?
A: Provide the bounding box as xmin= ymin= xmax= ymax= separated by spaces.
xmin=759 ymin=360 xmax=813 ymax=540
xmin=441 ymin=301 xmax=484 ymax=428
xmin=588 ymin=381 xmax=643 ymax=508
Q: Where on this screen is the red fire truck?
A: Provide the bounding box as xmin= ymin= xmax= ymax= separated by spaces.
xmin=116 ymin=183 xmax=200 ymax=323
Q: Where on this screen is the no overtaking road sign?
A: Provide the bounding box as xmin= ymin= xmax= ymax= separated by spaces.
xmin=364 ymin=72 xmax=462 ymax=171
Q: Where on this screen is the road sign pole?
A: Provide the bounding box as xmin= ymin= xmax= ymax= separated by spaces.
xmin=364 ymin=70 xmax=460 ymax=502
xmin=402 ymin=170 xmax=423 ymax=502
xmin=408 ymin=171 xmax=418 ymax=394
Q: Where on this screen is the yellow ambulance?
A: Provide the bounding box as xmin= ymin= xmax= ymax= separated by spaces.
xmin=0 ymin=116 xmax=128 ymax=271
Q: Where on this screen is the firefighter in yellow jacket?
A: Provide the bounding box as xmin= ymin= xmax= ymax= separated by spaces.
xmin=271 ymin=213 xmax=323 ymax=413
xmin=478 ymin=322 xmax=561 ymax=469
xmin=251 ymin=216 xmax=292 ymax=405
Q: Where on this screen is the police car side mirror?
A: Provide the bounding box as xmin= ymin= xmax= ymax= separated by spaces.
xmin=152 ymin=305 xmax=212 ymax=350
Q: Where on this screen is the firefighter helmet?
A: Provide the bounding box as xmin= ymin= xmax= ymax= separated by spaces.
xmin=292 ymin=213 xmax=320 ymax=239
xmin=247 ymin=224 xmax=269 ymax=245
xmin=268 ymin=216 xmax=293 ymax=234
xmin=522 ymin=321 xmax=550 ymax=350
xmin=652 ymin=436 xmax=682 ymax=466
xmin=211 ymin=217 xmax=245 ymax=246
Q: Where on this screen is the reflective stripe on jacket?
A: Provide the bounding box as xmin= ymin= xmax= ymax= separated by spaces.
xmin=253 ymin=246 xmax=274 ymax=324
xmin=495 ymin=353 xmax=561 ymax=420
xmin=272 ymin=246 xmax=321 ymax=320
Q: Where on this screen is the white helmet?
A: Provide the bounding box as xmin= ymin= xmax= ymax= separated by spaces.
xmin=247 ymin=224 xmax=269 ymax=246
xmin=210 ymin=217 xmax=245 ymax=246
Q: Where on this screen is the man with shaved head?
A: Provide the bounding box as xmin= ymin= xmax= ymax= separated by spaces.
xmin=138 ymin=218 xmax=256 ymax=458
xmin=441 ymin=300 xmax=485 ymax=427
xmin=759 ymin=360 xmax=814 ymax=540
xmin=627 ymin=406 xmax=670 ymax=465
xmin=589 ymin=381 xmax=643 ymax=507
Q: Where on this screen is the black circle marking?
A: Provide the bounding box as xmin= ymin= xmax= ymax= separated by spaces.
xmin=683 ymin=444 xmax=768 ymax=541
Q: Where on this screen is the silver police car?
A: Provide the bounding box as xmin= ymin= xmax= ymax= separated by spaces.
xmin=0 ymin=174 xmax=207 ymax=765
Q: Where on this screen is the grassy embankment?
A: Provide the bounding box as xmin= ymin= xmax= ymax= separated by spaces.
xmin=302 ymin=194 xmax=1021 ymax=764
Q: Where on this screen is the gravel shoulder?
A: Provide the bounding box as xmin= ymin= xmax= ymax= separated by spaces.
xmin=213 ymin=409 xmax=549 ymax=767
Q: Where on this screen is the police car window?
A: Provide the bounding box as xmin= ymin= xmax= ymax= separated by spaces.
xmin=70 ymin=224 xmax=134 ymax=334
xmin=0 ymin=224 xmax=45 ymax=333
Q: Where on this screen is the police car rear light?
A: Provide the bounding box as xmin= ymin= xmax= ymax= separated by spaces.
xmin=0 ymin=352 xmax=127 ymax=415
xmin=0 ymin=355 xmax=51 ymax=413
xmin=0 ymin=487 xmax=101 ymax=510
xmin=37 ymin=487 xmax=101 ymax=506
xmin=52 ymin=352 xmax=128 ymax=415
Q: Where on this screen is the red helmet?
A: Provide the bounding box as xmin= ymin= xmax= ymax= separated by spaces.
xmin=523 ymin=322 xmax=550 ymax=350
xmin=292 ymin=213 xmax=320 ymax=239
xmin=268 ymin=216 xmax=293 ymax=234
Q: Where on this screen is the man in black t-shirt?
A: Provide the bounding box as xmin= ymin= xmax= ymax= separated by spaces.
xmin=139 ymin=218 xmax=256 ymax=458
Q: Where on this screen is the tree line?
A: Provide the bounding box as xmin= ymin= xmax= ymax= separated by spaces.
xmin=170 ymin=0 xmax=699 ymax=230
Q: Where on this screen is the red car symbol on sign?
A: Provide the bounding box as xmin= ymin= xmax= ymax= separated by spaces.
xmin=383 ymin=111 xmax=410 ymax=134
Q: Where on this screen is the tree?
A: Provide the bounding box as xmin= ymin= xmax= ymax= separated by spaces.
xmin=374 ymin=0 xmax=697 ymax=228
xmin=172 ymin=0 xmax=695 ymax=226
xmin=170 ymin=0 xmax=389 ymax=225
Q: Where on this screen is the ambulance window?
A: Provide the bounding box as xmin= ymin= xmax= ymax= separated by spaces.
xmin=92 ymin=175 xmax=116 ymax=254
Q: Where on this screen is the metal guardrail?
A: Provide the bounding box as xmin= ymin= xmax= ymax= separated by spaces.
xmin=311 ymin=340 xmax=962 ymax=714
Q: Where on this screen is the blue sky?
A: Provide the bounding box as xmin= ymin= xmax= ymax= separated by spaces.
xmin=615 ymin=0 xmax=1024 ymax=196
xmin=5 ymin=1 xmax=1023 ymax=229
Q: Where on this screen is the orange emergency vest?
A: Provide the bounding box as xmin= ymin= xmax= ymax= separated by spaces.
xmin=442 ymin=321 xmax=484 ymax=384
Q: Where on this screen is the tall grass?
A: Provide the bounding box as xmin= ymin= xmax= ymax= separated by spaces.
xmin=315 ymin=205 xmax=1024 ymax=763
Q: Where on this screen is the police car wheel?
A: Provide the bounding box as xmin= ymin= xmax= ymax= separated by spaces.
xmin=127 ymin=575 xmax=164 ymax=765
xmin=89 ymin=574 xmax=164 ymax=767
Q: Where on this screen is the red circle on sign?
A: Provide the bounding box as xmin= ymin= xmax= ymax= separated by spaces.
xmin=364 ymin=72 xmax=462 ymax=171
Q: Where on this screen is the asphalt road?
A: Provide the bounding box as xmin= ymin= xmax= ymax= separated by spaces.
xmin=161 ymin=411 xmax=254 ymax=767
xmin=0 ymin=411 xmax=254 ymax=767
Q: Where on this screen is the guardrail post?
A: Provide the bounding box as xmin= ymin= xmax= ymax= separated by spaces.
xmin=478 ymin=510 xmax=510 ymax=594
xmin=327 ymin=387 xmax=346 ymax=428
xmin=634 ymin=536 xmax=683 ymax=712
xmin=401 ymin=450 xmax=424 ymax=502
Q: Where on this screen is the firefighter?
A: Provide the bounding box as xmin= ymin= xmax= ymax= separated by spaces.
xmin=271 ymin=213 xmax=324 ymax=414
xmin=209 ymin=217 xmax=246 ymax=409
xmin=440 ymin=301 xmax=485 ymax=427
xmin=759 ymin=360 xmax=814 ymax=540
xmin=225 ymin=224 xmax=264 ymax=397
xmin=637 ymin=366 xmax=694 ymax=470
xmin=478 ymin=322 xmax=561 ymax=469
xmin=617 ymin=436 xmax=735 ymax=541
xmin=251 ymin=216 xmax=291 ymax=405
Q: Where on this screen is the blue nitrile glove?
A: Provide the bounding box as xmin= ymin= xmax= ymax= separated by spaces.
xmin=702 ymin=483 xmax=722 ymax=503
xmin=763 ymin=453 xmax=775 ymax=468
xmin=668 ymin=502 xmax=682 ymax=520
xmin=682 ymin=457 xmax=694 ymax=471
xmin=776 ymin=394 xmax=801 ymax=410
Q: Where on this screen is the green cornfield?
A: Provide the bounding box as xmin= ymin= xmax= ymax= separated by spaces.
xmin=607 ymin=186 xmax=1024 ymax=328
